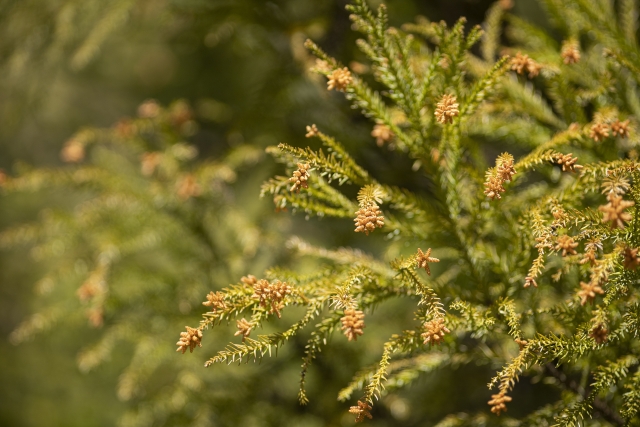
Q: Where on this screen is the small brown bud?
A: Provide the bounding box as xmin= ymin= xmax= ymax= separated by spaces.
xmin=354 ymin=204 xmax=384 ymax=235
xmin=61 ymin=139 xmax=85 ymax=163
xmin=176 ymin=326 xmax=203 ymax=353
xmin=349 ymin=400 xmax=373 ymax=423
xmin=488 ymin=391 xmax=512 ymax=415
xmin=371 ymin=123 xmax=393 ymax=146
xmin=327 ymin=67 xmax=352 ymax=92
xmin=290 ymin=163 xmax=310 ymax=193
xmin=416 ymin=248 xmax=440 ymax=276
xmin=589 ymin=324 xmax=608 ymax=344
xmin=434 ymin=94 xmax=459 ymax=124
xmin=234 ymin=318 xmax=253 ymax=341
xmin=341 ymin=309 xmax=365 ymax=341
xmin=590 ymin=122 xmax=610 ymax=142
xmin=561 ymin=40 xmax=581 ymax=65
xmin=555 ymin=235 xmax=578 ymax=257
xmin=305 ymin=124 xmax=319 ymax=138
xmin=578 ymin=281 xmax=604 ymax=306
xmin=203 ymin=291 xmax=226 ymax=311
xmin=611 ymin=119 xmax=630 ymax=138
xmin=421 ymin=317 xmax=450 ymax=346
xmin=599 ymin=193 xmax=634 ymax=229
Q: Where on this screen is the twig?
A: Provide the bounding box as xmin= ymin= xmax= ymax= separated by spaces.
xmin=544 ymin=363 xmax=624 ymax=426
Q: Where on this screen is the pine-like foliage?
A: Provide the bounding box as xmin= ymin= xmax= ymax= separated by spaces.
xmin=178 ymin=0 xmax=640 ymax=425
xmin=0 ymin=100 xmax=297 ymax=426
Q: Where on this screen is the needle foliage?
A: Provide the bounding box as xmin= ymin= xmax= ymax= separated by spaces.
xmin=180 ymin=0 xmax=640 ymax=425
xmin=4 ymin=0 xmax=640 ymax=426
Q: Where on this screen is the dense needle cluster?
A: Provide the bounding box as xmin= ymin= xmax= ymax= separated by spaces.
xmin=166 ymin=2 xmax=640 ymax=425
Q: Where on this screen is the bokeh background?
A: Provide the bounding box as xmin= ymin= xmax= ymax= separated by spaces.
xmin=0 ymin=1 xmax=549 ymax=426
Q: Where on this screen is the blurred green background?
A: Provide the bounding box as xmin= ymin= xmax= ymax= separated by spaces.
xmin=0 ymin=1 xmax=549 ymax=426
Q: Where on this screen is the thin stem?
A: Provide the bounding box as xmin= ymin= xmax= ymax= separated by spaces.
xmin=544 ymin=363 xmax=624 ymax=426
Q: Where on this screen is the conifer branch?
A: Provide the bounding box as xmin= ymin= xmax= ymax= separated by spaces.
xmin=545 ymin=362 xmax=626 ymax=427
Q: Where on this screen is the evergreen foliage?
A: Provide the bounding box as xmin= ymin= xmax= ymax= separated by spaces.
xmin=177 ymin=0 xmax=640 ymax=425
xmin=0 ymin=101 xmax=300 ymax=426
xmin=4 ymin=0 xmax=640 ymax=425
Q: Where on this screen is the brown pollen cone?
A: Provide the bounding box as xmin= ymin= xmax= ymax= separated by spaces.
xmin=590 ymin=324 xmax=608 ymax=344
xmin=327 ymin=67 xmax=353 ymax=92
xmin=599 ymin=193 xmax=634 ymax=229
xmin=305 ymin=124 xmax=319 ymax=138
xmin=251 ymin=279 xmax=292 ymax=318
xmin=555 ymin=153 xmax=583 ymax=173
xmin=611 ymin=119 xmax=630 ymax=138
xmin=578 ymin=281 xmax=604 ymax=306
xmin=561 ymin=41 xmax=581 ymax=64
xmin=555 ymin=235 xmax=578 ymax=257
xmin=349 ymin=400 xmax=373 ymax=423
xmin=590 ymin=122 xmax=610 ymax=142
xmin=523 ymin=277 xmax=537 ymax=288
xmin=488 ymin=391 xmax=512 ymax=415
xmin=341 ymin=309 xmax=365 ymax=341
xmin=371 ymin=123 xmax=393 ymax=146
xmin=234 ymin=318 xmax=253 ymax=341
xmin=421 ymin=317 xmax=450 ymax=346
xmin=623 ymin=247 xmax=640 ymax=270
xmin=434 ymin=94 xmax=459 ymax=124
xmin=416 ymin=248 xmax=440 ymax=275
xmin=203 ymin=291 xmax=226 ymax=311
xmin=176 ymin=326 xmax=203 ymax=354
xmin=290 ymin=163 xmax=310 ymax=193
xmin=511 ymin=52 xmax=541 ymax=78
xmin=484 ymin=175 xmax=506 ymax=200
xmin=354 ymin=204 xmax=384 ymax=235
